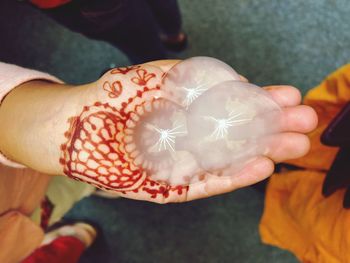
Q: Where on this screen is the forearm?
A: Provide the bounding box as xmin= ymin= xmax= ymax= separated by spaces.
xmin=0 ymin=80 xmax=84 ymax=174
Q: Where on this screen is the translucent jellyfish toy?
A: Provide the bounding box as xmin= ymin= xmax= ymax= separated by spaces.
xmin=131 ymin=57 xmax=282 ymax=186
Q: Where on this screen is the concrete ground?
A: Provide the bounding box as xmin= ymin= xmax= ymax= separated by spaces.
xmin=1 ymin=0 xmax=349 ymax=262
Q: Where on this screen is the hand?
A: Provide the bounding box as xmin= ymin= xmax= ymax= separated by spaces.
xmin=0 ymin=60 xmax=317 ymax=203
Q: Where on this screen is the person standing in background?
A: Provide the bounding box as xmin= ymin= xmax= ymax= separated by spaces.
xmin=28 ymin=0 xmax=188 ymax=64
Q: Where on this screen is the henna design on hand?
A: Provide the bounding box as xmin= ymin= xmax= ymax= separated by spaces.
xmin=131 ymin=69 xmax=156 ymax=86
xmin=59 ymin=102 xmax=146 ymax=191
xmin=103 ymin=81 xmax=123 ymax=98
xmin=110 ymin=65 xmax=140 ymax=75
xmin=134 ymin=178 xmax=188 ymax=199
xmin=60 ymin=65 xmax=188 ymax=202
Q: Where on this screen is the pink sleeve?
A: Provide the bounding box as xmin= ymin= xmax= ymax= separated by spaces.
xmin=0 ymin=62 xmax=63 ymax=168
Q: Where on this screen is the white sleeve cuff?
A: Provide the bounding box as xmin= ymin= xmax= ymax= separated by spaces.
xmin=0 ymin=62 xmax=63 ymax=168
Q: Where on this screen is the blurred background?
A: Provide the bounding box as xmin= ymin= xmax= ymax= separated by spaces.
xmin=1 ymin=0 xmax=349 ymax=262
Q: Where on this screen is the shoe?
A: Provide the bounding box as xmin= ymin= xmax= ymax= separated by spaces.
xmin=160 ymin=32 xmax=188 ymax=52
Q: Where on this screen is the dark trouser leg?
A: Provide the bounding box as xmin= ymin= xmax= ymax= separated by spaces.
xmin=39 ymin=0 xmax=167 ymax=64
xmin=92 ymin=0 xmax=168 ymax=64
xmin=146 ymin=0 xmax=182 ymax=36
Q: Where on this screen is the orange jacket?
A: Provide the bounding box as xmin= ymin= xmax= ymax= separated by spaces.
xmin=260 ymin=64 xmax=350 ymax=263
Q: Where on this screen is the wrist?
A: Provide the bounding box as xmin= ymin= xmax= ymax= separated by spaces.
xmin=0 ymin=80 xmax=75 ymax=173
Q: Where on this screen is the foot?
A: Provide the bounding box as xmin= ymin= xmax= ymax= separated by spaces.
xmin=160 ymin=32 xmax=188 ymax=52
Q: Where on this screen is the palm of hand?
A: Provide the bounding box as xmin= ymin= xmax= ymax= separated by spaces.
xmin=59 ymin=60 xmax=317 ymax=203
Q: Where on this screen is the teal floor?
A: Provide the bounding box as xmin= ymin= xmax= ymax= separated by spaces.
xmin=1 ymin=0 xmax=350 ymax=262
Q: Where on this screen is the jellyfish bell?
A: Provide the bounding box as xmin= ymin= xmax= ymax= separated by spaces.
xmin=125 ymin=96 xmax=204 ymax=186
xmin=161 ymin=56 xmax=241 ymax=108
xmin=183 ymin=80 xmax=283 ymax=173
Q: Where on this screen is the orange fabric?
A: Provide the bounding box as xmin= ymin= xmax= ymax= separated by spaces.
xmin=0 ymin=165 xmax=51 ymax=262
xmin=286 ymin=64 xmax=350 ymax=170
xmin=30 ymin=0 xmax=71 ymax=9
xmin=259 ymin=64 xmax=350 ymax=263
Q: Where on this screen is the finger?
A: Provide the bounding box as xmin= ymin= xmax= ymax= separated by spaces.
xmin=239 ymin=74 xmax=249 ymax=82
xmin=264 ymin=132 xmax=310 ymax=162
xmin=279 ymin=105 xmax=318 ymax=133
xmin=263 ymin=85 xmax=302 ymax=107
xmin=186 ymin=156 xmax=274 ymax=201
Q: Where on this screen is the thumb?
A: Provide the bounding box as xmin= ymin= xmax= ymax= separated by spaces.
xmin=143 ymin=59 xmax=181 ymax=73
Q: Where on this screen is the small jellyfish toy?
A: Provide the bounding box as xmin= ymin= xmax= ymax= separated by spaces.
xmin=131 ymin=57 xmax=282 ymax=186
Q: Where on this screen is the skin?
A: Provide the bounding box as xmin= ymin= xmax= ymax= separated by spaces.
xmin=0 ymin=60 xmax=318 ymax=203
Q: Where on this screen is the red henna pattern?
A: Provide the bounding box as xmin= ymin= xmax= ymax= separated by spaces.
xmin=60 ymin=63 xmax=188 ymax=200
xmin=60 ymin=103 xmax=146 ymax=191
xmin=103 ymin=80 xmax=123 ymax=98
xmin=136 ymin=178 xmax=189 ymax=199
xmin=110 ymin=65 xmax=140 ymax=75
xmin=60 ymin=76 xmax=187 ymax=200
xmin=131 ymin=69 xmax=156 ymax=86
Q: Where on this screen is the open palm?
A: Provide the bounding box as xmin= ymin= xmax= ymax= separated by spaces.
xmin=58 ymin=60 xmax=317 ymax=203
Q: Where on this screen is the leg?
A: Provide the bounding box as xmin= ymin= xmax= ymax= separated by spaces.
xmin=93 ymin=0 xmax=168 ymax=64
xmin=36 ymin=0 xmax=167 ymax=64
xmin=146 ymin=0 xmax=182 ymax=36
xmin=146 ymin=0 xmax=187 ymax=52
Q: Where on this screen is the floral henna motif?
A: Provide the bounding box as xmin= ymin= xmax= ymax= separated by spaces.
xmin=110 ymin=65 xmax=140 ymax=75
xmin=131 ymin=69 xmax=156 ymax=86
xmin=103 ymin=81 xmax=123 ymax=98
